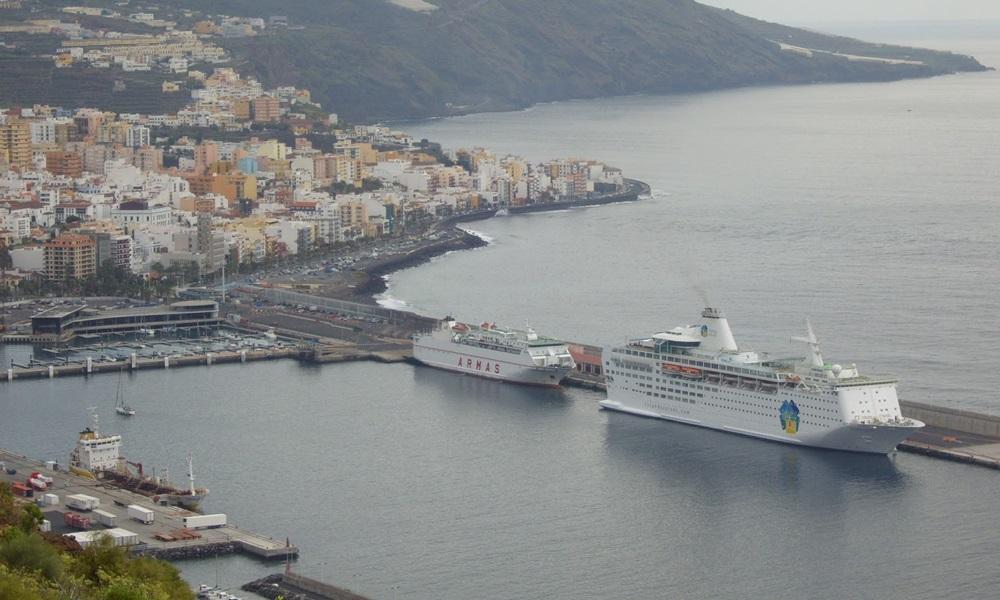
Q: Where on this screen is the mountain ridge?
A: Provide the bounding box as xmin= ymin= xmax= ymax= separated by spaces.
xmin=3 ymin=0 xmax=989 ymax=122
xmin=207 ymin=0 xmax=985 ymax=121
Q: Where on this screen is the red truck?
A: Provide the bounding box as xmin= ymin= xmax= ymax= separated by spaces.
xmin=11 ymin=483 xmax=33 ymax=497
xmin=63 ymin=512 xmax=91 ymax=530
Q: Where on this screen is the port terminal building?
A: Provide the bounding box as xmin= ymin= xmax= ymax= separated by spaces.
xmin=22 ymin=301 xmax=220 ymax=342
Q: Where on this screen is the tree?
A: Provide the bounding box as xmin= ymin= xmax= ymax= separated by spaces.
xmin=0 ymin=530 xmax=63 ymax=582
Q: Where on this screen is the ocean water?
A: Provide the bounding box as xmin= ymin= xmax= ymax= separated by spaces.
xmin=2 ymin=27 xmax=1000 ymax=600
xmin=392 ymin=37 xmax=1000 ymax=416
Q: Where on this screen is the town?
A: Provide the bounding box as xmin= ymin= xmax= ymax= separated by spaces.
xmin=0 ymin=5 xmax=636 ymax=302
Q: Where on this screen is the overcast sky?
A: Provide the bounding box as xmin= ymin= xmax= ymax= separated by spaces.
xmin=699 ymin=0 xmax=1000 ymax=23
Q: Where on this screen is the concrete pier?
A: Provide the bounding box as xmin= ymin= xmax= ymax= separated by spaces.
xmin=0 ymin=449 xmax=298 ymax=561
xmin=0 ymin=348 xmax=298 ymax=382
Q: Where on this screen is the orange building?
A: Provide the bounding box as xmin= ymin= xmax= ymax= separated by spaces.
xmin=44 ymin=233 xmax=96 ymax=280
xmin=185 ymin=173 xmax=257 ymax=205
xmin=251 ymin=95 xmax=280 ymax=123
xmin=45 ymin=151 xmax=83 ymax=178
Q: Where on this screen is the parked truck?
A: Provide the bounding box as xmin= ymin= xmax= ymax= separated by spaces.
xmin=126 ymin=504 xmax=154 ymax=524
xmin=65 ymin=494 xmax=100 ymax=511
xmin=11 ymin=483 xmax=33 ymax=497
xmin=92 ymin=509 xmax=118 ymax=527
xmin=30 ymin=472 xmax=53 ymax=486
xmin=181 ymin=513 xmax=227 ymax=530
xmin=63 ymin=512 xmax=92 ymax=530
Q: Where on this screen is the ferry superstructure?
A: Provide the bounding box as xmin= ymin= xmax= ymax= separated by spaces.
xmin=413 ymin=321 xmax=575 ymax=387
xmin=600 ymin=308 xmax=923 ymax=454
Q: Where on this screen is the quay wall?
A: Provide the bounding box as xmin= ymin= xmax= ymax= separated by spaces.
xmin=899 ymin=401 xmax=1000 ymax=437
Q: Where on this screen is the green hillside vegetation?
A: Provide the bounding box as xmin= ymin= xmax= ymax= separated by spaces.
xmin=197 ymin=0 xmax=985 ymax=121
xmin=1 ymin=0 xmax=989 ymax=121
xmin=0 ymin=482 xmax=194 ymax=600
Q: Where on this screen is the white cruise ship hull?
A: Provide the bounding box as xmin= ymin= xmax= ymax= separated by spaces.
xmin=413 ymin=338 xmax=572 ymax=387
xmin=599 ymin=392 xmax=922 ymax=455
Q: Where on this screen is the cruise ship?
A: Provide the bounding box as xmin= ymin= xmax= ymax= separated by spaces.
xmin=600 ymin=308 xmax=923 ymax=454
xmin=413 ymin=321 xmax=576 ymax=386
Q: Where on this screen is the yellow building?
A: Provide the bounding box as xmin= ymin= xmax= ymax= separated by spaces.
xmin=334 ymin=142 xmax=377 ymax=165
xmin=255 ymin=139 xmax=288 ymax=161
xmin=0 ymin=120 xmax=31 ymax=171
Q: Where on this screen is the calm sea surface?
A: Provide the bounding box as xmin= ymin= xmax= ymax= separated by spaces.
xmin=2 ymin=29 xmax=999 ymax=600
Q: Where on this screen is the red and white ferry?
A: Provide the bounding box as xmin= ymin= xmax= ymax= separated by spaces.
xmin=413 ymin=321 xmax=575 ymax=387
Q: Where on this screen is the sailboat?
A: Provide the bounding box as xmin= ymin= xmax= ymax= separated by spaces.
xmin=114 ymin=370 xmax=136 ymax=416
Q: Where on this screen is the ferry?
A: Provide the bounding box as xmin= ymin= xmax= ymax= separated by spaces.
xmin=600 ymin=307 xmax=923 ymax=454
xmin=413 ymin=321 xmax=575 ymax=387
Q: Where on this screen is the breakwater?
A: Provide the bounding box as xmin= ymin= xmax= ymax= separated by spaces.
xmin=507 ymin=177 xmax=649 ymax=214
xmin=355 ymin=228 xmax=487 ymax=298
xmin=244 ymin=573 xmax=372 ymax=600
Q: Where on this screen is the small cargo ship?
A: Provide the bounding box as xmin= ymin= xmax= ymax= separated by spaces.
xmin=69 ymin=411 xmax=208 ymax=509
xmin=413 ymin=320 xmax=575 ymax=387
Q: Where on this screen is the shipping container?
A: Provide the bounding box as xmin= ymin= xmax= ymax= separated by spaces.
xmin=181 ymin=513 xmax=227 ymax=530
xmin=65 ymin=494 xmax=100 ymax=511
xmin=126 ymin=504 xmax=154 ymax=524
xmin=92 ymin=509 xmax=117 ymax=527
xmin=65 ymin=528 xmax=138 ymax=548
xmin=63 ymin=512 xmax=92 ymax=530
xmin=42 ymin=493 xmax=59 ymax=506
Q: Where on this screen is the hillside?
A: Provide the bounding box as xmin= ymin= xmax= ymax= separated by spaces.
xmin=3 ymin=0 xmax=989 ymax=121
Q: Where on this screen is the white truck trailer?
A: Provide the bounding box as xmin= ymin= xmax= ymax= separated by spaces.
xmin=65 ymin=494 xmax=100 ymax=511
xmin=181 ymin=513 xmax=227 ymax=530
xmin=92 ymin=509 xmax=118 ymax=527
xmin=126 ymin=504 xmax=154 ymax=524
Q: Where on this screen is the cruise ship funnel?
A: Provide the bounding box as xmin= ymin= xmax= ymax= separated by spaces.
xmin=700 ymin=307 xmax=738 ymax=352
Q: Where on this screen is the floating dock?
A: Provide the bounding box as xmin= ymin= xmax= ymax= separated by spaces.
xmin=0 ymin=449 xmax=298 ymax=561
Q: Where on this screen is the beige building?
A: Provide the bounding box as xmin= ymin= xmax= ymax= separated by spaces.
xmin=44 ymin=233 xmax=97 ymax=280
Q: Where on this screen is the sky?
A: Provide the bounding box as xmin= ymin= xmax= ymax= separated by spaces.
xmin=699 ymin=0 xmax=1000 ymax=23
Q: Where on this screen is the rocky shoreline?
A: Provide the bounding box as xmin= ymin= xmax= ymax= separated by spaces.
xmin=351 ymin=227 xmax=489 ymax=302
xmin=350 ymin=178 xmax=650 ymax=303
